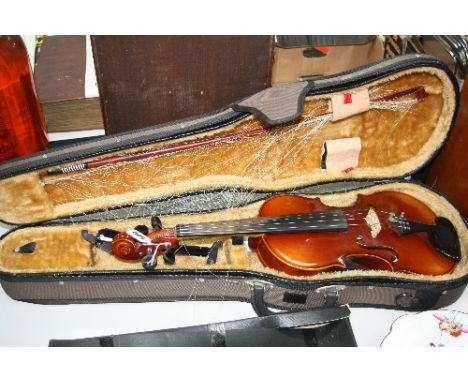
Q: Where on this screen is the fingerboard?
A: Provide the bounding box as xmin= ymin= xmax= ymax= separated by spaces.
xmin=175 ymin=211 xmax=348 ymax=237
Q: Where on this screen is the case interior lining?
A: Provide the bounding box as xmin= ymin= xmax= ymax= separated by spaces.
xmin=0 ymin=182 xmax=466 ymax=284
xmin=0 ymin=68 xmax=456 ymax=225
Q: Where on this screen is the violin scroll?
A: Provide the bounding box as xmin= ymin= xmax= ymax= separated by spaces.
xmin=111 ymin=228 xmax=179 ymax=266
xmin=82 ymin=219 xmax=218 ymax=270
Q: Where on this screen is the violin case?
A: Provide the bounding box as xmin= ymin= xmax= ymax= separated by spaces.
xmin=0 ymin=54 xmax=467 ymax=312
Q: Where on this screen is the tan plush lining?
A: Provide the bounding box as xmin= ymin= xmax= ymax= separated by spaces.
xmin=0 ymin=182 xmax=466 ymax=284
xmin=0 ymin=68 xmax=455 ymax=224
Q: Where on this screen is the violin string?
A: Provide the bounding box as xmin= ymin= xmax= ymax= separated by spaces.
xmin=346 ymin=223 xmax=392 ymax=227
xmin=342 ymin=209 xmax=398 ymax=216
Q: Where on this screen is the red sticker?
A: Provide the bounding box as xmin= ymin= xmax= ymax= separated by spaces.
xmin=343 ymin=93 xmax=353 ymax=104
xmin=342 ymin=167 xmax=354 ymax=173
xmin=314 ymin=46 xmax=329 ymax=55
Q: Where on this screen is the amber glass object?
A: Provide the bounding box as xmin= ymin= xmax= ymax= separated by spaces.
xmin=0 ymin=36 xmax=48 ymax=163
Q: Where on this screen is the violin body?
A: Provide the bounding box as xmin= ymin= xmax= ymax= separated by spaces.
xmin=250 ymin=192 xmax=457 ymax=276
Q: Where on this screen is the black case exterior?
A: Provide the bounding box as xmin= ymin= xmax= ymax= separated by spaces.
xmin=1 ymin=267 xmax=467 ymax=311
xmin=0 ymin=55 xmax=466 ymax=310
xmin=49 ymin=305 xmax=357 ymax=346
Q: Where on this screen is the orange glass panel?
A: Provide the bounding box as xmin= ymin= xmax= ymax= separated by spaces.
xmin=0 ymin=36 xmax=48 ymax=163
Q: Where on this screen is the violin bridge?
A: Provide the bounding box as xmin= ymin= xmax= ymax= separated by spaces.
xmin=365 ymin=207 xmax=381 ymax=238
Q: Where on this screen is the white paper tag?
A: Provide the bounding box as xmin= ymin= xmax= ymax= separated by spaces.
xmin=321 ymin=137 xmax=362 ymax=173
xmin=126 ymin=229 xmax=152 ymax=244
xmin=331 ymin=89 xmax=370 ymax=121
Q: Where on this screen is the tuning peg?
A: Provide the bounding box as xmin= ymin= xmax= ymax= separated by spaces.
xmin=134 ymin=225 xmax=149 ymax=235
xmin=142 ymin=247 xmax=157 ymax=270
xmin=151 ymin=216 xmax=163 ymax=230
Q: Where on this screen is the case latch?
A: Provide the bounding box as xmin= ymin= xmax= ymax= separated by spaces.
xmin=316 ymin=285 xmax=346 ymax=307
xmin=246 ymin=280 xmax=278 ymax=316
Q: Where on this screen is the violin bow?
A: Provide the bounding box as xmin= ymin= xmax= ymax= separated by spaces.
xmin=43 ymin=86 xmax=427 ymax=177
xmin=42 ymin=127 xmax=267 ymax=176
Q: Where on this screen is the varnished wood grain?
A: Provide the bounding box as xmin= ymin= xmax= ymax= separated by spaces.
xmin=34 ymin=35 xmax=86 ymax=103
xmin=254 ymin=193 xmax=455 ymax=276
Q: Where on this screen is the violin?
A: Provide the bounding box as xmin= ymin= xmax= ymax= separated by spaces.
xmin=82 ymin=191 xmax=461 ymax=276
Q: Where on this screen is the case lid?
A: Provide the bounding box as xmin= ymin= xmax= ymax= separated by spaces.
xmin=0 ymin=55 xmax=460 ymax=225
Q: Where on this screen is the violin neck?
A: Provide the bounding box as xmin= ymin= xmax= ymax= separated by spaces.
xmin=175 ymin=211 xmax=348 ymax=238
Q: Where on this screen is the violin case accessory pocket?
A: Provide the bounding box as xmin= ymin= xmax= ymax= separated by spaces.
xmin=0 ymin=54 xmax=467 ymax=311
